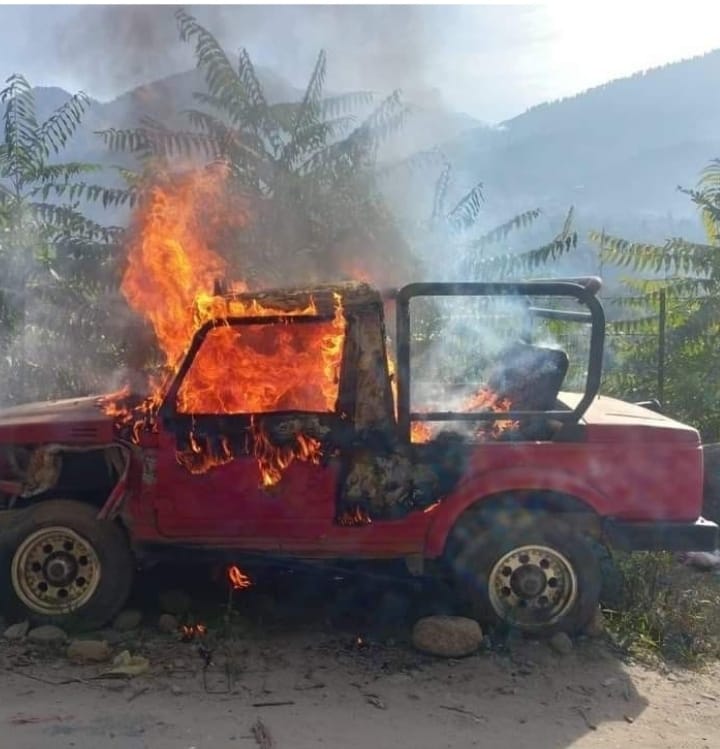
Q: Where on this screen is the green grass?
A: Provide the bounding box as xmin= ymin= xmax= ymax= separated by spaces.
xmin=603 ymin=551 xmax=720 ymax=666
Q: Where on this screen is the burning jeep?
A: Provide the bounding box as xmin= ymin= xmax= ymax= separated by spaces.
xmin=0 ymin=276 xmax=715 ymax=635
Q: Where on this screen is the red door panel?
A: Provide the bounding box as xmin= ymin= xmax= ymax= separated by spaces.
xmin=153 ymin=430 xmax=339 ymax=540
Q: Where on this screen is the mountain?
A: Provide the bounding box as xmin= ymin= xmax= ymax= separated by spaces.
xmin=11 ymin=51 xmax=720 ymax=253
xmin=435 ymin=50 xmax=720 ymax=241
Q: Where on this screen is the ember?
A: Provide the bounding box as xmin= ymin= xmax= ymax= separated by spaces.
xmin=179 ymin=623 xmax=208 ymax=642
xmin=337 ymin=506 xmax=373 ymax=527
xmin=227 ymin=564 xmax=252 ymax=590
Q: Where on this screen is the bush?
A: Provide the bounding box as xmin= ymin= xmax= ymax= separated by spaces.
xmin=604 ymin=551 xmax=720 ymax=665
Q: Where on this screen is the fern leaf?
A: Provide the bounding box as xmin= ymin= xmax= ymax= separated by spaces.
xmin=38 ymin=91 xmax=90 ymax=156
xmin=447 ymin=181 xmax=485 ymax=230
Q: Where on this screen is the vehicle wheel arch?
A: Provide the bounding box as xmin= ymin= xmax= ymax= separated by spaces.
xmin=445 ymin=489 xmax=603 ymax=551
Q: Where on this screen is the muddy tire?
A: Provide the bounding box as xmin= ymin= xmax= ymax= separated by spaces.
xmin=0 ymin=500 xmax=134 ymax=631
xmin=448 ymin=513 xmax=601 ymax=636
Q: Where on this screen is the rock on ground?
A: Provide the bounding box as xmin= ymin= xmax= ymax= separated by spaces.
xmin=411 ymin=615 xmax=483 ymax=657
xmin=3 ymin=620 xmax=29 ymax=640
xmin=157 ymin=614 xmax=179 ymax=633
xmin=67 ymin=639 xmax=112 ymax=664
xmin=549 ymin=632 xmax=573 ymax=655
xmin=159 ymin=589 xmax=192 ymax=615
xmin=27 ymin=625 xmax=67 ymax=644
xmin=113 ymin=609 xmax=143 ymax=632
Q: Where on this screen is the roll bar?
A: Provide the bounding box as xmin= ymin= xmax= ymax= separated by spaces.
xmin=394 ymin=281 xmax=606 ymax=441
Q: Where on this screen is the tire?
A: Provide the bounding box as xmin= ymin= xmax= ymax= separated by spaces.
xmin=0 ymin=500 xmax=134 ymax=631
xmin=447 ymin=512 xmax=601 ymax=636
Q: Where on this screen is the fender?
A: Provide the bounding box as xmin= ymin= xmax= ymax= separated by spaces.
xmin=423 ymin=465 xmax=609 ymax=558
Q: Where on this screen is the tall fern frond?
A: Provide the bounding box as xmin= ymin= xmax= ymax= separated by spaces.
xmin=33 ymin=162 xmax=102 ymax=185
xmin=592 ymin=230 xmax=719 ymax=277
xmin=319 ymin=92 xmax=375 ymax=118
xmin=38 ymin=91 xmax=90 ymax=156
xmin=281 ymin=50 xmax=327 ymax=168
xmin=466 ymin=209 xmax=542 ymax=251
xmin=467 ymin=231 xmax=577 ymax=280
xmin=31 ymin=203 xmax=122 ymax=243
xmin=1 ymin=74 xmax=42 ymax=183
xmin=447 ymin=181 xmax=484 ymax=230
xmin=431 ymin=160 xmax=451 ymax=225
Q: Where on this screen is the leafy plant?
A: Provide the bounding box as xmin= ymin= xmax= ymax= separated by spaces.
xmin=604 ymin=551 xmax=720 ymax=665
xmin=590 ymin=159 xmax=720 ymax=438
xmin=0 ymin=74 xmax=123 ymax=403
xmin=90 ymin=9 xmax=419 ymax=288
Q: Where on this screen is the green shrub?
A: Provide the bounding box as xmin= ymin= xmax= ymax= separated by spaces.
xmin=604 ymin=551 xmax=720 ymax=665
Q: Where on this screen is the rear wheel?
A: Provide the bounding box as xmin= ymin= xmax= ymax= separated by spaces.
xmin=448 ymin=513 xmax=601 ymax=635
xmin=0 ymin=500 xmax=134 ymax=630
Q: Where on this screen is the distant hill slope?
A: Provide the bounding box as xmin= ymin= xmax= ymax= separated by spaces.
xmin=7 ymin=51 xmax=719 ymax=252
xmin=438 ymin=49 xmax=720 ymax=231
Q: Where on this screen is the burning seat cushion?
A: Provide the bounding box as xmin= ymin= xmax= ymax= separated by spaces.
xmin=487 ymin=343 xmax=569 ymax=412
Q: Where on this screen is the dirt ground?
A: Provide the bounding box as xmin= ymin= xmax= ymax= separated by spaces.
xmin=1 ymin=566 xmax=719 ymax=749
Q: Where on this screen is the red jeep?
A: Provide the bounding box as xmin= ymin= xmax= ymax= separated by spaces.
xmin=0 ymin=278 xmax=715 ymax=634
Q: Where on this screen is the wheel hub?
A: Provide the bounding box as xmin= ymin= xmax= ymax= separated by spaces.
xmin=488 ymin=544 xmax=578 ymax=628
xmin=510 ymin=564 xmax=547 ymax=598
xmin=11 ymin=526 xmax=101 ymax=615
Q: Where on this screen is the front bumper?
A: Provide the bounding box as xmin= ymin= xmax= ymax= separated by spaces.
xmin=604 ymin=516 xmax=718 ymax=552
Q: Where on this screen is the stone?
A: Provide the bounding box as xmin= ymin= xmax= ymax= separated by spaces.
xmin=3 ymin=620 xmax=29 ymax=640
xmin=113 ymin=609 xmax=143 ymax=632
xmin=157 ymin=614 xmax=179 ymax=634
xmin=170 ymin=684 xmax=183 ymax=696
xmin=27 ymin=625 xmax=67 ymax=644
xmin=584 ymin=608 xmax=606 ymax=638
xmin=411 ymin=615 xmax=483 ymax=658
xmin=67 ymin=639 xmax=112 ymax=664
xmin=548 ymin=632 xmax=573 ymax=655
xmin=159 ymin=589 xmax=192 ymax=615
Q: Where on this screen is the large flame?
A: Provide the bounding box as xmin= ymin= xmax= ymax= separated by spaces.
xmin=105 ymin=166 xmax=346 ymax=485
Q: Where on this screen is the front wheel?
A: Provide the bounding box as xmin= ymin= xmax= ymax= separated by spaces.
xmin=0 ymin=500 xmax=134 ymax=631
xmin=449 ymin=514 xmax=601 ymax=635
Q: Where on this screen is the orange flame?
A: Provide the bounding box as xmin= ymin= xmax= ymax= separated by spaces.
xmin=227 ymin=564 xmax=252 ymax=590
xmin=250 ymin=417 xmax=323 ymax=487
xmin=179 ymin=623 xmax=208 ymax=641
xmin=102 ymin=166 xmax=347 ymax=483
xmin=337 ymin=506 xmax=372 ymax=526
xmin=410 ymin=386 xmax=517 ymax=444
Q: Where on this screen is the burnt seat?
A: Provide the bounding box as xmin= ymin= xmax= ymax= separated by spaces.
xmin=486 ymin=343 xmax=569 ymax=413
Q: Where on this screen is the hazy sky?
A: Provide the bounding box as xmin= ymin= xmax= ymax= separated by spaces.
xmin=0 ymin=3 xmax=718 ymax=122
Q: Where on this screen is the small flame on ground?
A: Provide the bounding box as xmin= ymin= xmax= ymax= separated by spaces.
xmin=179 ymin=623 xmax=208 ymax=642
xmin=228 ymin=564 xmax=252 ymax=590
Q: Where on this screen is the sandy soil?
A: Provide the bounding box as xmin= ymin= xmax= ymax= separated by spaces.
xmin=1 ymin=566 xmax=718 ymax=749
xmin=1 ymin=628 xmax=719 ymax=749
